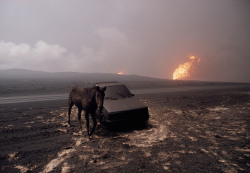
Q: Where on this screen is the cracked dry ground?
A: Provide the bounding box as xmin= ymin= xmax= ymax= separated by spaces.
xmin=0 ymin=88 xmax=249 ymax=172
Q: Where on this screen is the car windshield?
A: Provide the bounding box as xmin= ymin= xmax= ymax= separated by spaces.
xmin=105 ymin=85 xmax=133 ymax=99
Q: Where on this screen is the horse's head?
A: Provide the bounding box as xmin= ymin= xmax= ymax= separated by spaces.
xmin=95 ymin=86 xmax=106 ymax=114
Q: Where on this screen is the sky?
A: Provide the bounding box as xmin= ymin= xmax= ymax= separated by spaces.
xmin=0 ymin=0 xmax=249 ymax=82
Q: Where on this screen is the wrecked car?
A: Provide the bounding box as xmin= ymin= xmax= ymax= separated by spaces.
xmin=95 ymin=82 xmax=149 ymax=126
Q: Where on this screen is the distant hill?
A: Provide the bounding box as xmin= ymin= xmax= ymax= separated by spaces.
xmin=0 ymin=69 xmax=51 ymax=78
xmin=0 ymin=69 xmax=171 ymax=96
xmin=0 ymin=69 xmax=163 ymax=82
xmin=0 ymin=69 xmax=245 ymax=97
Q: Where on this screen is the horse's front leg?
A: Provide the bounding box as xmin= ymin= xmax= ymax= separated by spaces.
xmin=84 ymin=111 xmax=90 ymax=136
xmin=89 ymin=113 xmax=97 ymax=136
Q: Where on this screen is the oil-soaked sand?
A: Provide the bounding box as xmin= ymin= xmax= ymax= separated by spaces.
xmin=0 ymin=86 xmax=249 ymax=172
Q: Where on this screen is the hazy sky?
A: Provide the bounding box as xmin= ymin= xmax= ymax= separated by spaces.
xmin=0 ymin=0 xmax=249 ymax=82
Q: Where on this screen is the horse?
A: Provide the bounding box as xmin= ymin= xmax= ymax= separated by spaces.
xmin=68 ymin=85 xmax=106 ymax=136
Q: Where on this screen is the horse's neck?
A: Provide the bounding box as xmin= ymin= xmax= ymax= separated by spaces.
xmin=85 ymin=88 xmax=96 ymax=101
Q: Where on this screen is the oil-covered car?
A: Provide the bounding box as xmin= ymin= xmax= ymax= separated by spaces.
xmin=95 ymin=82 xmax=149 ymax=126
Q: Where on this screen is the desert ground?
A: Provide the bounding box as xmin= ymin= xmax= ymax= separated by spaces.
xmin=0 ymin=81 xmax=249 ymax=172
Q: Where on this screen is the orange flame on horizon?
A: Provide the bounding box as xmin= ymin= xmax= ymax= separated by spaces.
xmin=117 ymin=71 xmax=124 ymax=75
xmin=173 ymin=55 xmax=200 ymax=80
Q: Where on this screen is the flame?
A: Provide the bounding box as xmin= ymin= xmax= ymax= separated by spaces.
xmin=117 ymin=71 xmax=124 ymax=75
xmin=173 ymin=55 xmax=200 ymax=80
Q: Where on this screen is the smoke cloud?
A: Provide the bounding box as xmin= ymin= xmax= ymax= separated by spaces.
xmin=0 ymin=40 xmax=68 ymax=71
xmin=0 ymin=0 xmax=249 ymax=82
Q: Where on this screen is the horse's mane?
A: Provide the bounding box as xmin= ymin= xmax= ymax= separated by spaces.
xmin=81 ymin=86 xmax=99 ymax=98
xmin=84 ymin=86 xmax=99 ymax=92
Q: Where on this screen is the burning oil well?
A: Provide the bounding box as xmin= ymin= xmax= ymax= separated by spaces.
xmin=173 ymin=55 xmax=201 ymax=80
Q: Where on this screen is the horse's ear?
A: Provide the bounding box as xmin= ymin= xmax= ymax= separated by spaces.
xmin=102 ymin=87 xmax=106 ymax=92
xmin=96 ymin=86 xmax=100 ymax=91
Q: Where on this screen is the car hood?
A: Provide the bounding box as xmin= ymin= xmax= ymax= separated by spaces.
xmin=104 ymin=97 xmax=147 ymax=113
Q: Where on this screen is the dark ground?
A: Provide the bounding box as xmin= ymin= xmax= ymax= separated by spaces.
xmin=0 ymin=85 xmax=249 ymax=172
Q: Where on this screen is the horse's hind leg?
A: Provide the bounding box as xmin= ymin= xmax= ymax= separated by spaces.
xmin=89 ymin=113 xmax=97 ymax=136
xmin=84 ymin=111 xmax=90 ymax=136
xmin=68 ymin=98 xmax=73 ymax=125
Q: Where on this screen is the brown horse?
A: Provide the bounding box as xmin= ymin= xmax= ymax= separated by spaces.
xmin=68 ymin=86 xmax=106 ymax=136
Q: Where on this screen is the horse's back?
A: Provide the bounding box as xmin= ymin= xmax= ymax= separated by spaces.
xmin=70 ymin=86 xmax=85 ymax=94
xmin=69 ymin=86 xmax=86 ymax=106
xmin=69 ymin=86 xmax=98 ymax=110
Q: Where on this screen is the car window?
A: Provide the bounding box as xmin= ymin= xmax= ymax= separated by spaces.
xmin=105 ymin=85 xmax=133 ymax=99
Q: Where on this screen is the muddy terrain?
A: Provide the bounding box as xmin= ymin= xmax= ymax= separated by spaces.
xmin=0 ymin=85 xmax=249 ymax=172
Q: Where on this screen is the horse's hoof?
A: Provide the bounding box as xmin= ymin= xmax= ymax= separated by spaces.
xmin=88 ymin=136 xmax=93 ymax=140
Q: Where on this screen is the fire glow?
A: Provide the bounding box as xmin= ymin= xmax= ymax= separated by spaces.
xmin=173 ymin=55 xmax=200 ymax=80
xmin=117 ymin=71 xmax=124 ymax=75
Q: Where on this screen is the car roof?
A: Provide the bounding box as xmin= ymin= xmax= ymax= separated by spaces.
xmin=95 ymin=82 xmax=124 ymax=87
